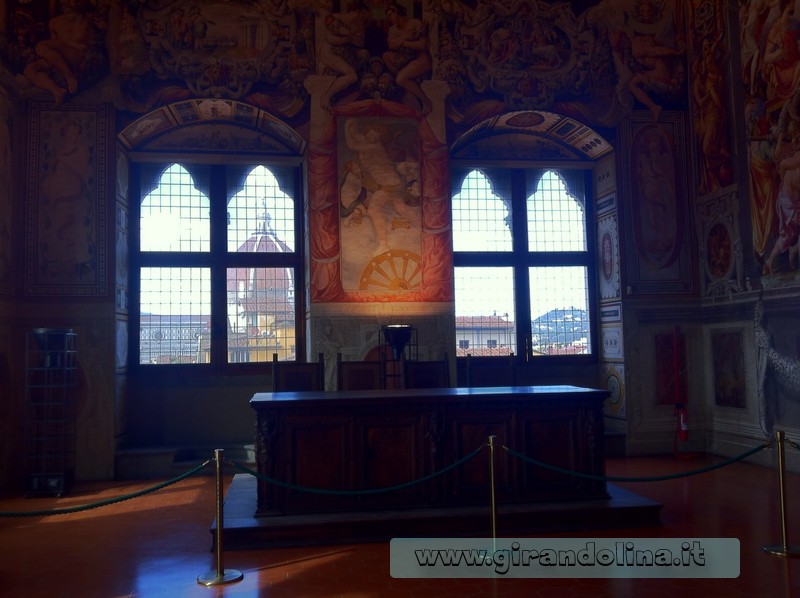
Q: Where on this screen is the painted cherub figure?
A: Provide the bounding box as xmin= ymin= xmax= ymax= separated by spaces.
xmin=22 ymin=0 xmax=107 ymax=105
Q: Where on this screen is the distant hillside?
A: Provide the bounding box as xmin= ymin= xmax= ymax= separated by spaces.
xmin=531 ymin=308 xmax=589 ymax=347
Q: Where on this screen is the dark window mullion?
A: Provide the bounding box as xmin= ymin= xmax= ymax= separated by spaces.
xmin=291 ymin=166 xmax=306 ymax=360
xmin=452 ymin=252 xmax=514 ymax=267
xmin=209 ymin=165 xmax=229 ymax=366
xmin=130 ymin=164 xmax=143 ymax=367
xmin=581 ymin=169 xmax=599 ymax=358
xmin=138 ymin=252 xmax=213 ymax=267
xmin=524 ymin=251 xmax=591 ymax=267
xmin=511 ymin=169 xmax=532 ymax=361
xmin=228 ymin=251 xmax=299 ymax=267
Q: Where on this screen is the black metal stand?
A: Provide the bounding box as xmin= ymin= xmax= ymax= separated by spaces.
xmin=380 ymin=325 xmax=417 ymax=388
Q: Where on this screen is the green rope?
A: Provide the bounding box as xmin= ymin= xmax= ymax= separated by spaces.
xmin=503 ymin=441 xmax=772 ymax=483
xmin=0 ymin=434 xmax=782 ymax=518
xmin=0 ymin=460 xmax=211 ymax=518
xmin=230 ymin=443 xmax=487 ymax=496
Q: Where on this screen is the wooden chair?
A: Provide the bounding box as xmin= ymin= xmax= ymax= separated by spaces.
xmin=402 ymin=354 xmax=451 ymax=389
xmin=336 ymin=353 xmax=384 ymax=391
xmin=271 ymin=353 xmax=325 ymax=391
xmin=465 ymin=353 xmax=516 ymax=387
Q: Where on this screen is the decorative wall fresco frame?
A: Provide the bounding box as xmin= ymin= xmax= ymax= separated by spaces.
xmin=307 ymin=100 xmax=452 ymax=303
xmin=25 ymin=103 xmax=109 ymax=297
xmin=710 ymin=328 xmax=747 ymax=409
xmin=595 ymin=192 xmax=617 ymax=217
xmin=620 ymin=111 xmax=694 ymax=295
xmin=697 ymin=188 xmax=744 ymax=297
xmin=594 ymin=153 xmax=616 ymax=198
xmin=603 ymin=363 xmax=625 ymax=418
xmin=655 ymin=328 xmax=687 ymax=407
xmin=601 ymin=324 xmax=624 ymax=362
xmin=597 ymin=213 xmax=620 ymax=301
xmin=599 ymin=302 xmax=621 ymax=324
xmin=118 ymin=100 xmax=306 ymax=155
xmin=118 ymin=106 xmax=175 ymax=149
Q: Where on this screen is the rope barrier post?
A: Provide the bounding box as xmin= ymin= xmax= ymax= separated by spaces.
xmin=198 ymin=449 xmax=244 ymax=586
xmin=488 ymin=435 xmax=497 ymax=553
xmin=763 ymin=430 xmax=800 ymax=558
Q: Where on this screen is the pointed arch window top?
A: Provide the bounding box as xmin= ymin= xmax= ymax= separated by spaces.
xmin=140 ymin=164 xmax=210 ymax=253
xmin=527 ymin=169 xmax=587 ymax=252
xmin=452 ymin=169 xmax=513 ymax=252
xmin=227 ymin=165 xmax=296 ymax=253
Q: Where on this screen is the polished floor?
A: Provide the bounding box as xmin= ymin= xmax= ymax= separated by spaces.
xmin=1 ymin=452 xmax=799 ymax=597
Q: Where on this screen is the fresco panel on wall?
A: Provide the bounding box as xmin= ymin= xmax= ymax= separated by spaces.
xmin=25 ymin=103 xmax=109 ymax=297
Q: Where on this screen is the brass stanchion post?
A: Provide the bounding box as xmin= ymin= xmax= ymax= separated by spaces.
xmin=198 ymin=449 xmax=244 ymax=586
xmin=763 ymin=430 xmax=800 ymax=557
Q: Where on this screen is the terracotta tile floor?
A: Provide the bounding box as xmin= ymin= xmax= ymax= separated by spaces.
xmin=1 ymin=453 xmax=800 ymax=597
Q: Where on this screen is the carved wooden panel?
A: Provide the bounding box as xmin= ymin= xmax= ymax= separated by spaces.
xmin=356 ymin=414 xmax=424 ymax=509
xmin=448 ymin=411 xmax=514 ymax=503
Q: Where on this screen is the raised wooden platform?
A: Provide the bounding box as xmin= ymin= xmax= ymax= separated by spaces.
xmin=214 ymin=474 xmax=662 ymax=549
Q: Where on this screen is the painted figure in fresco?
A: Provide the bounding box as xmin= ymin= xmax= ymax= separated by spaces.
xmin=763 ymin=91 xmax=800 ymax=274
xmin=343 ymin=118 xmax=420 ymax=254
xmin=488 ymin=24 xmax=519 ymax=66
xmin=383 ymin=2 xmax=432 ymax=115
xmin=168 ymin=5 xmax=208 ymax=51
xmin=339 ymin=159 xmax=368 ymax=227
xmin=585 ymin=1 xmax=632 ymax=110
xmin=762 ymin=0 xmax=800 ymax=103
xmin=22 ymin=0 xmax=107 ymax=105
xmin=628 ymin=34 xmax=684 ymax=122
xmin=524 ymin=20 xmax=561 ymax=68
xmin=746 ymin=99 xmax=778 ymax=259
xmin=319 ymin=3 xmax=371 ymax=109
xmin=635 ymin=126 xmax=676 ymax=262
xmin=692 ymin=38 xmax=731 ymax=193
xmin=359 ymin=56 xmax=398 ymax=100
xmin=739 ymin=0 xmax=782 ymax=96
xmin=41 ymin=117 xmax=94 ymax=278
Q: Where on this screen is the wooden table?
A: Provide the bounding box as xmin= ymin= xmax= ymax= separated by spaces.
xmin=251 ymin=385 xmax=608 ymax=516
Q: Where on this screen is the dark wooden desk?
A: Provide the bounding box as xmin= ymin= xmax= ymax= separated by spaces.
xmin=250 ymin=385 xmax=609 ymax=516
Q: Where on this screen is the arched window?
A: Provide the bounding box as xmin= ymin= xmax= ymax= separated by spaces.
xmin=133 ymin=162 xmax=304 ymax=368
xmin=452 ymin=166 xmax=596 ymax=360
